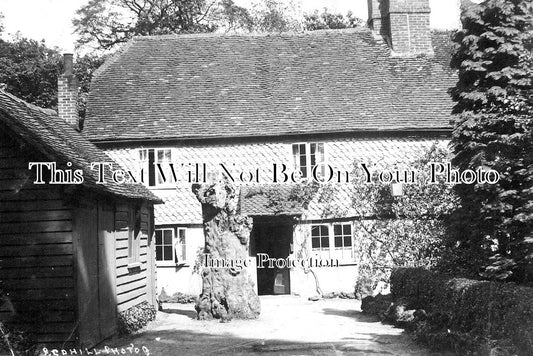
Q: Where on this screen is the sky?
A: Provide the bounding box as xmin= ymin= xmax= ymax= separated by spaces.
xmin=0 ymin=0 xmax=462 ymax=53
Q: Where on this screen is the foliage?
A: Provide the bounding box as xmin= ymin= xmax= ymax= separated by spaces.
xmin=117 ymin=301 xmax=157 ymax=335
xmin=303 ymin=8 xmax=363 ymax=31
xmin=158 ymin=288 xmax=197 ymax=303
xmin=0 ymin=30 xmax=105 ymax=120
xmin=449 ymin=0 xmax=533 ymax=282
xmin=390 ymin=267 xmax=533 ymax=355
xmin=244 ymin=181 xmax=320 ymax=215
xmin=74 ymin=53 xmax=107 ymax=121
xmin=72 ymin=0 xmax=302 ymax=51
xmin=0 ymin=322 xmax=37 ymax=356
xmin=245 ymin=0 xmax=301 ymax=33
xmin=0 ymin=35 xmax=61 ymax=109
xmin=73 ymin=0 xmax=215 ymax=50
xmin=322 ymin=144 xmax=458 ymax=295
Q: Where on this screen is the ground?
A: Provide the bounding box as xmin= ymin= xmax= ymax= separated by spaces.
xmin=104 ymin=296 xmax=445 ymax=355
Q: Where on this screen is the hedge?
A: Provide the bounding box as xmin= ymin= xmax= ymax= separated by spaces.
xmin=391 ymin=268 xmax=533 ymax=355
xmin=117 ymin=301 xmax=157 ymax=335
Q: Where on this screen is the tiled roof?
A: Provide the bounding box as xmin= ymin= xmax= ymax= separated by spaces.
xmin=85 ymin=28 xmax=456 ymax=142
xmin=0 ymin=90 xmax=162 ymax=203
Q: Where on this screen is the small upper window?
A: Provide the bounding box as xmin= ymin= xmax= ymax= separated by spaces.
xmin=292 ymin=143 xmax=325 ymax=180
xmin=139 ymin=148 xmax=175 ymax=187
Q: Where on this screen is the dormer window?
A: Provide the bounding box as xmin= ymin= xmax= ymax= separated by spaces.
xmin=292 ymin=143 xmax=325 ymax=180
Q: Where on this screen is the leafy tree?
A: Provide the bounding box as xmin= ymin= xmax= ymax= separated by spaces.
xmin=73 ymin=0 xmax=260 ymax=50
xmin=449 ymin=0 xmax=533 ymax=282
xmin=74 ymin=53 xmax=108 ymax=121
xmin=246 ymin=0 xmax=301 ymax=33
xmin=0 ymin=34 xmax=61 ymax=109
xmin=304 ymin=8 xmax=363 ymax=31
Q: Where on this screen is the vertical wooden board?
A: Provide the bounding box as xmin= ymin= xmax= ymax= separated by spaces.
xmin=73 ymin=204 xmax=101 ymax=348
xmin=144 ymin=205 xmax=157 ymax=308
xmin=98 ymin=201 xmax=117 ymax=339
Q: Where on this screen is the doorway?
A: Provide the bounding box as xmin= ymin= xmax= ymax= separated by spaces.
xmin=251 ymin=217 xmax=293 ymax=295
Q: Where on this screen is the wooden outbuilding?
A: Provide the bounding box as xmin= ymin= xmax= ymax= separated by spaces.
xmin=0 ymin=90 xmax=162 ymax=348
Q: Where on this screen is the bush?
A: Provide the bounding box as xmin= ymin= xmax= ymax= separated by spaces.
xmin=0 ymin=321 xmax=36 ymax=356
xmin=158 ymin=289 xmax=197 ymax=304
xmin=117 ymin=301 xmax=157 ymax=335
xmin=391 ymin=268 xmax=533 ymax=355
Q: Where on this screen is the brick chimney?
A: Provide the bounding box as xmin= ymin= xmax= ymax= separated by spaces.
xmin=368 ymin=0 xmax=433 ymax=56
xmin=58 ymin=54 xmax=80 ymax=130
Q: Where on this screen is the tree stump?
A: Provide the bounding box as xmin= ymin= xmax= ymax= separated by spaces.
xmin=192 ymin=182 xmax=260 ymax=320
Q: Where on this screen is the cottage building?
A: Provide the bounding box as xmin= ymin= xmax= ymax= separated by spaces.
xmin=0 ymin=86 xmax=161 ymax=347
xmin=80 ymin=0 xmax=456 ymax=297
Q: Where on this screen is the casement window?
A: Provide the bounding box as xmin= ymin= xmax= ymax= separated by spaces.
xmin=155 ymin=227 xmax=187 ymax=265
xmin=292 ymin=143 xmax=325 ymax=180
xmin=128 ymin=206 xmax=142 ymax=264
xmin=310 ymin=223 xmax=354 ymax=262
xmin=333 ymin=223 xmax=353 ymax=260
xmin=139 ymin=148 xmax=174 ymax=187
xmin=311 ymin=225 xmax=330 ymax=259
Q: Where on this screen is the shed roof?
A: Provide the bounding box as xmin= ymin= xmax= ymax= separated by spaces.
xmin=0 ymin=90 xmax=161 ymax=203
xmin=85 ymin=28 xmax=456 ymax=142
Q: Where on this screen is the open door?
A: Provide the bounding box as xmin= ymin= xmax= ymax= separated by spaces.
xmin=251 ymin=217 xmax=293 ymax=295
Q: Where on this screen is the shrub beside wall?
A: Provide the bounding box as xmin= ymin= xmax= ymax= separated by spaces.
xmin=390 ymin=268 xmax=533 ymax=355
xmin=117 ymin=301 xmax=157 ymax=335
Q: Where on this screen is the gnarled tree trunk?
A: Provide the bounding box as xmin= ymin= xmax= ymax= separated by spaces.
xmin=192 ymin=182 xmax=260 ymax=320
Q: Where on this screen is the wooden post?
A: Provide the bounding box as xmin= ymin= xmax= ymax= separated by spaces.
xmin=192 ymin=181 xmax=260 ymax=320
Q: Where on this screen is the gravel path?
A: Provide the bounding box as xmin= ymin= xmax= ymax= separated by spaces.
xmin=103 ymin=296 xmax=443 ymax=356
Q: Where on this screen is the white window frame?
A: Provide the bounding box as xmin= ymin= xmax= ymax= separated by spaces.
xmin=292 ymin=142 xmax=326 ymax=181
xmin=311 ymin=224 xmax=330 ymax=259
xmin=332 ymin=223 xmax=354 ymax=261
xmin=138 ymin=148 xmax=175 ymax=188
xmin=155 ymin=227 xmax=188 ymax=266
xmin=310 ymin=222 xmax=355 ymax=263
xmin=155 ymin=228 xmax=175 ymax=266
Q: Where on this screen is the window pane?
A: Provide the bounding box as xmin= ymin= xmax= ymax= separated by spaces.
xmin=344 ymin=235 xmax=352 ymax=247
xmin=311 ymin=226 xmax=320 ymax=237
xmin=179 ymin=229 xmax=185 ymax=239
xmin=311 ymin=236 xmax=320 ymax=249
xmin=300 ymin=155 xmax=306 ymax=166
xmin=164 ymin=149 xmax=171 ymax=161
xmin=155 ymin=230 xmax=162 ymax=245
xmin=334 ymin=236 xmax=342 ymax=247
xmin=334 ymin=225 xmax=341 ymax=236
xmin=163 ymin=246 xmax=172 ymax=261
xmin=163 ymin=230 xmax=172 ymax=244
xmin=300 ymin=144 xmax=306 ymax=154
xmin=292 ymin=144 xmax=299 ymax=155
xmin=156 ymin=246 xmax=162 ymax=260
xmin=321 ymin=235 xmax=329 ymax=248
xmin=343 ymin=224 xmax=351 ymax=235
xmin=157 ymin=150 xmax=164 ymax=162
xmin=320 ymin=225 xmax=329 ymax=235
